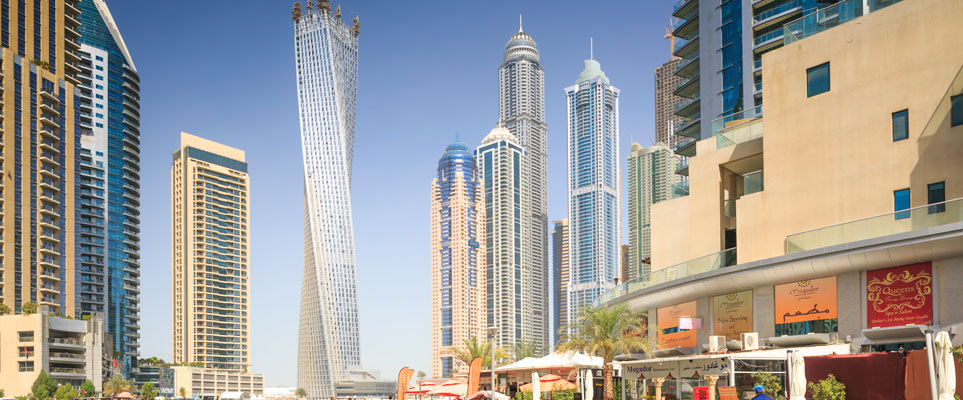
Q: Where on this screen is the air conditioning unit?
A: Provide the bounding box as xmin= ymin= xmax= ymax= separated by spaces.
xmin=741 ymin=332 xmax=759 ymax=351
xmin=709 ymin=336 xmax=727 ymax=353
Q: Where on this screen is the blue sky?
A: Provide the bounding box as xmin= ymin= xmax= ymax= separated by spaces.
xmin=111 ymin=0 xmax=674 ymax=387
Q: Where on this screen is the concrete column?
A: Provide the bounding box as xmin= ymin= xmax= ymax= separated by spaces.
xmin=706 ymin=375 xmax=719 ymax=400
xmin=654 ymin=378 xmax=665 ymax=400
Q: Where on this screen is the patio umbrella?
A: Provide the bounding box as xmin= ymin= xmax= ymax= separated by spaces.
xmin=789 ymin=351 xmax=806 ymax=400
xmin=582 ymin=370 xmax=593 ymax=400
xmin=519 ymin=375 xmax=578 ymax=392
xmin=115 ymin=392 xmax=134 ymax=399
xmin=532 ymin=372 xmax=541 ymax=400
xmin=935 ymin=331 xmax=957 ymax=400
xmin=465 ymin=391 xmax=509 ymax=400
xmin=429 ymin=380 xmax=468 ymax=397
xmin=407 ymin=382 xmax=436 ymax=395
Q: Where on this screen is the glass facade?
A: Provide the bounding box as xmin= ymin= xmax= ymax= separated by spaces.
xmin=293 ymin=4 xmax=361 ymax=397
xmin=76 ymin=0 xmax=141 ymax=375
xmin=721 ymin=0 xmax=743 ymax=116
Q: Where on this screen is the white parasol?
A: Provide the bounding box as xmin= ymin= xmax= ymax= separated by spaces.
xmin=935 ymin=331 xmax=957 ymax=400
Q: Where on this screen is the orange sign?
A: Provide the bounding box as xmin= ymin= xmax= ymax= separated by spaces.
xmin=717 ymin=386 xmax=738 ymax=400
xmin=712 ymin=290 xmax=753 ymax=340
xmin=775 ymin=276 xmax=837 ymax=324
xmin=867 ymin=263 xmax=933 ymax=328
xmin=657 ymin=301 xmax=697 ymax=349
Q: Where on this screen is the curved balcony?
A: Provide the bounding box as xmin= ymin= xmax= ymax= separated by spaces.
xmin=673 ymin=76 xmax=700 ymax=99
xmin=674 ymin=55 xmax=700 ymax=80
xmin=674 ymin=117 xmax=701 ymax=139
xmin=673 ymin=14 xmax=699 ymax=40
xmin=674 ymin=138 xmax=697 ymax=157
xmin=673 ymin=0 xmax=699 ymax=19
xmin=674 ymin=96 xmax=701 ymax=119
xmin=673 ymin=35 xmax=699 ymax=60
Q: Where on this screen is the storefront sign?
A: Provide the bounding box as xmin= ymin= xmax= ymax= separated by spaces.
xmin=775 ymin=276 xmax=837 ymax=324
xmin=867 ymin=262 xmax=933 ymax=328
xmin=623 ymin=361 xmax=680 ymax=380
xmin=717 ymin=386 xmax=738 ymax=400
xmin=712 ymin=290 xmax=753 ymax=339
xmin=657 ymin=301 xmax=698 ymax=349
xmin=680 ymin=358 xmax=731 ymax=378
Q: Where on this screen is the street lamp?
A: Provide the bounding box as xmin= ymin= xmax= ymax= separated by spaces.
xmin=488 ymin=326 xmax=497 ymax=399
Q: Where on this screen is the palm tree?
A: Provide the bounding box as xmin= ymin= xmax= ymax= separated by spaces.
xmin=102 ymin=375 xmax=133 ymax=397
xmin=294 ymin=388 xmax=307 ymax=398
xmin=557 ymin=304 xmax=649 ymax=400
xmin=448 ymin=336 xmax=508 ymax=369
xmin=513 ymin=340 xmax=538 ymax=361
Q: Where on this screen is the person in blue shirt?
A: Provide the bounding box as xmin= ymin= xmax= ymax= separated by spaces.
xmin=751 ymin=385 xmax=773 ymax=400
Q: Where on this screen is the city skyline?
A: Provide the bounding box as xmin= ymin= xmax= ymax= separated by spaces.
xmin=103 ymin=0 xmax=672 ymax=386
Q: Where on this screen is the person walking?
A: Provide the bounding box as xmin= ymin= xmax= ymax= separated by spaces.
xmin=751 ymin=385 xmax=773 ymax=400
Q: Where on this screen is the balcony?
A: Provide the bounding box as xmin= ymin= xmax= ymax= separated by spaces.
xmin=673 ymin=75 xmax=700 ymax=99
xmin=674 ymin=55 xmax=700 ymax=80
xmin=674 ymin=117 xmax=701 ymax=139
xmin=744 ymin=170 xmax=764 ymax=195
xmin=784 ymin=0 xmax=903 ymax=44
xmin=671 ymin=180 xmax=690 ymax=199
xmin=674 ymin=96 xmax=701 ymax=119
xmin=600 ymin=248 xmax=737 ymax=305
xmin=675 ymin=157 xmax=689 ymax=176
xmin=712 ymin=105 xmax=764 ymax=149
xmin=673 ymin=35 xmax=699 ymax=60
xmin=672 ymin=0 xmax=699 ymax=19
xmin=787 ymin=197 xmax=963 ymax=254
xmin=673 ymin=14 xmax=699 ymax=40
xmin=673 ymin=137 xmax=697 ymax=157
xmin=753 ymin=0 xmax=804 ymax=31
xmin=753 ymin=28 xmax=786 ymax=53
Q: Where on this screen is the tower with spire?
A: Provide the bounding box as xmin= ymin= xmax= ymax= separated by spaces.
xmin=493 ymin=16 xmax=550 ymax=356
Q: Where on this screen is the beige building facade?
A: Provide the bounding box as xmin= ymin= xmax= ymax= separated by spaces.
xmin=172 ymin=366 xmax=264 ymax=398
xmin=0 ymin=314 xmax=106 ymax=397
xmin=605 ymin=0 xmax=963 ymax=355
xmin=171 ymin=132 xmax=251 ymax=372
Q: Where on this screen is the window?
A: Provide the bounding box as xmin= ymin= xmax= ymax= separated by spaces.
xmin=953 ymin=94 xmax=963 ymax=127
xmin=19 ymin=361 xmax=34 ymax=372
xmin=18 ymin=331 xmax=34 ymax=342
xmin=894 ymin=189 xmax=910 ymax=220
xmin=807 ymin=62 xmax=830 ymax=97
xmin=892 ymin=109 xmax=908 ymax=141
xmin=928 ymin=182 xmax=945 ymax=214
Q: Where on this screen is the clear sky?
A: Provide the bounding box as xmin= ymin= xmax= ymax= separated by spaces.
xmin=110 ymin=0 xmax=675 ymax=387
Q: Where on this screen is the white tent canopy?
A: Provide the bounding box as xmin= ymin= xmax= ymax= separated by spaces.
xmin=496 ymin=352 xmax=619 ymax=372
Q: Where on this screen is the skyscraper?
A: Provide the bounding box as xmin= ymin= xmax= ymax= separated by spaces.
xmin=171 ymin=132 xmax=251 ymax=372
xmin=550 ymin=219 xmax=568 ymax=346
xmin=475 ymin=126 xmax=525 ymax=352
xmin=76 ymin=0 xmax=141 ymax=374
xmin=654 ymin=59 xmax=683 ymax=148
xmin=626 ymin=143 xmax=679 ymax=283
xmin=497 ymin=18 xmax=549 ymax=355
xmin=292 ymin=1 xmax=362 ymax=397
xmin=430 ymin=140 xmax=486 ymax=378
xmin=565 ymin=55 xmax=620 ymax=331
xmin=0 ymin=0 xmax=83 ymax=317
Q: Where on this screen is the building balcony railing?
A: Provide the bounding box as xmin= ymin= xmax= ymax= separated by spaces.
xmin=674 ymin=116 xmax=701 ymax=139
xmin=675 ymin=157 xmax=689 ymax=176
xmin=599 ymin=248 xmax=737 ymax=305
xmin=673 ymin=75 xmax=700 ymax=99
xmin=673 ymin=15 xmax=699 ymax=40
xmin=783 ymin=0 xmax=903 ymax=44
xmin=674 ymin=55 xmax=700 ymax=79
xmin=672 ymin=0 xmax=699 ymax=19
xmin=753 ymin=0 xmax=804 ymax=29
xmin=674 ymin=95 xmax=701 ymax=118
xmin=712 ymin=105 xmax=764 ymax=149
xmin=786 ymin=197 xmax=963 ymax=254
xmin=671 ymin=180 xmax=690 ymax=199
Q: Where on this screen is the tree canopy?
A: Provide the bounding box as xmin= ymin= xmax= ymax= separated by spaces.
xmin=31 ymin=371 xmax=58 ymax=400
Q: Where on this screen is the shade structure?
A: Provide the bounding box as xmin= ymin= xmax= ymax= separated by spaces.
xmin=115 ymin=392 xmax=134 ymax=399
xmin=429 ymin=380 xmax=468 ymax=397
xmin=407 ymin=382 xmax=437 ymax=395
xmin=465 ymin=391 xmax=509 ymax=400
xmin=935 ymin=331 xmax=957 ymax=400
xmin=519 ymin=375 xmax=578 ymax=392
xmin=789 ymin=351 xmax=806 ymax=400
xmin=583 ymin=370 xmax=593 ymax=400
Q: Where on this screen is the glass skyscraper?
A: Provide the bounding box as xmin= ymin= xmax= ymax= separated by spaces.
xmin=75 ymin=0 xmax=141 ymax=375
xmin=292 ymin=1 xmax=362 ymax=397
xmin=565 ymin=57 xmax=620 ymax=330
xmin=430 ymin=140 xmax=485 ymax=378
xmin=496 ymin=21 xmax=549 ymax=355
xmin=626 ymin=143 xmax=679 ymax=283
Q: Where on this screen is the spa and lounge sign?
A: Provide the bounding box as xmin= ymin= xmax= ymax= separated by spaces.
xmin=775 ymin=276 xmax=837 ymax=324
xmin=867 ymin=262 xmax=933 ymax=328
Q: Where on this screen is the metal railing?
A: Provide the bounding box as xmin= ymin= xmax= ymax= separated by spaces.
xmin=786 ymin=197 xmax=963 ymax=253
xmin=753 ymin=0 xmax=803 ymax=25
xmin=744 ymin=170 xmax=764 ymax=195
xmin=600 ymin=248 xmax=737 ymax=304
xmin=783 ymin=0 xmax=903 ymax=44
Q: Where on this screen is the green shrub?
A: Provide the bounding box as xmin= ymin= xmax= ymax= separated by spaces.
xmin=753 ymin=371 xmax=783 ymax=398
xmin=808 ymin=374 xmax=846 ymax=400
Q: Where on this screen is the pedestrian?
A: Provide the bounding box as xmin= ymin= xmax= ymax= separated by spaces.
xmin=750 ymin=385 xmax=772 ymax=400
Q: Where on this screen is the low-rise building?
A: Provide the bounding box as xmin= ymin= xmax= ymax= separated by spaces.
xmin=0 ymin=313 xmax=106 ymax=397
xmin=133 ymin=365 xmax=175 ymax=397
xmin=171 ymin=366 xmax=265 ymax=398
xmin=334 ymin=370 xmax=395 ymax=400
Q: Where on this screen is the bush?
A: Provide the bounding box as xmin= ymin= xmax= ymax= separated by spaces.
xmin=808 ymin=374 xmax=846 ymax=400
xmin=553 ymin=390 xmax=576 ymax=400
xmin=514 ymin=392 xmax=532 ymax=400
xmin=80 ymin=380 xmax=97 ymax=397
xmin=753 ymin=371 xmax=783 ymax=398
xmin=55 ymin=384 xmax=78 ymax=400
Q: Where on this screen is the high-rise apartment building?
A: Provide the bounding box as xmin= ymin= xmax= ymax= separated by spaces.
xmin=620 ymin=245 xmax=630 ymax=283
xmin=75 ymin=0 xmax=141 ymax=374
xmin=564 ymin=56 xmax=620 ymax=331
xmin=171 ymin=132 xmax=251 ymax=372
xmin=550 ymin=219 xmax=568 ymax=346
xmin=497 ymin=20 xmax=549 ymax=355
xmin=654 ymin=59 xmax=684 ymax=148
xmin=626 ymin=143 xmax=680 ymax=283
xmin=292 ymin=1 xmax=362 ymax=397
xmin=475 ymin=126 xmax=525 ymax=352
xmin=0 ymin=0 xmax=83 ymax=317
xmin=430 ymin=140 xmax=486 ymax=378
xmin=670 ymin=0 xmax=838 ymax=161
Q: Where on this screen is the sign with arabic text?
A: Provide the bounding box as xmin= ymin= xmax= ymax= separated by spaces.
xmin=775 ymin=276 xmax=837 ymax=324
xmin=712 ymin=290 xmax=753 ymax=339
xmin=693 ymin=387 xmax=709 ymax=400
xmin=657 ymin=301 xmax=698 ymax=349
xmin=623 ymin=361 xmax=680 ymax=381
xmin=679 ymin=358 xmax=730 ymax=378
xmin=867 ymin=262 xmax=932 ymax=328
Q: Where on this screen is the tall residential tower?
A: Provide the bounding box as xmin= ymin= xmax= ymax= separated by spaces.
xmin=550 ymin=219 xmax=569 ymax=346
xmin=76 ymin=0 xmax=141 ymax=374
xmin=293 ymin=1 xmax=362 ymax=397
xmin=565 ymin=56 xmax=620 ymax=331
xmin=496 ymin=20 xmax=549 ymax=355
xmin=626 ymin=143 xmax=679 ymax=283
xmin=171 ymin=133 xmax=251 ymax=372
xmin=430 ymin=141 xmax=486 ymax=378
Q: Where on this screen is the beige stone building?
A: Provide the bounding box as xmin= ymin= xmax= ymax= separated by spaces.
xmin=171 ymin=132 xmax=251 ymax=372
xmin=171 ymin=365 xmax=264 ymax=398
xmin=0 ymin=314 xmax=106 ymax=397
xmin=605 ymin=0 xmax=963 ymax=358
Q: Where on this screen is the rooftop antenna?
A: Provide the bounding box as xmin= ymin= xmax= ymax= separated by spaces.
xmin=519 ymin=14 xmax=523 ymax=32
xmin=590 ymin=37 xmax=594 ymax=60
xmin=455 ymin=132 xmax=461 ymax=142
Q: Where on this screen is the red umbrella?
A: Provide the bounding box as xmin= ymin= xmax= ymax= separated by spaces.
xmin=429 ymin=380 xmax=468 ymax=397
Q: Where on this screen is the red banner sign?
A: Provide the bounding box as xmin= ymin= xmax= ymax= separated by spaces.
xmin=867 ymin=262 xmax=933 ymax=328
xmin=692 ymin=387 xmax=709 ymax=400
